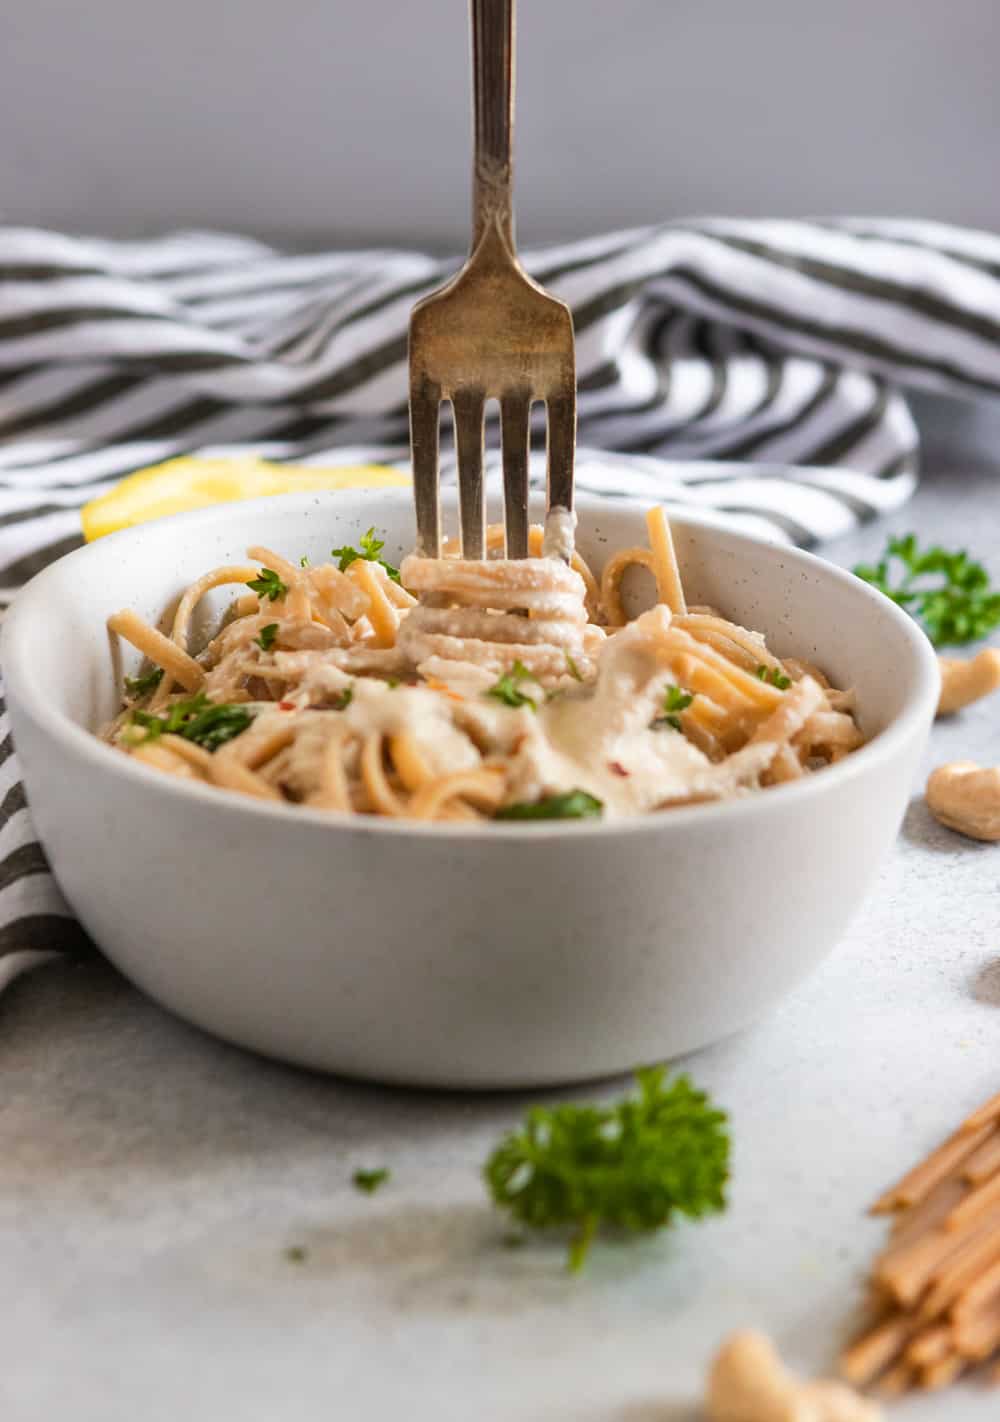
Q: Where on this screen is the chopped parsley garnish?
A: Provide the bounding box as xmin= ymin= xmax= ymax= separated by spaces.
xmin=755 ymin=664 xmax=791 ymax=690
xmin=564 ymin=652 xmax=583 ymax=682
xmin=495 ymin=789 xmax=603 ymax=821
xmin=246 ymin=568 xmax=289 ymax=602
xmin=484 ymin=1066 xmax=730 ymax=1271
xmin=129 ymin=693 xmax=254 ymax=751
xmin=330 ymin=686 xmax=353 ymax=711
xmin=123 ymin=666 xmax=164 ymax=699
xmin=284 ymin=1245 xmax=307 ymax=1263
xmin=331 ymin=526 xmax=401 ymax=584
xmin=854 ymin=534 xmax=1000 ymax=647
xmin=352 ymin=1167 xmax=390 ymax=1195
xmin=255 ymin=623 xmax=279 ymax=652
xmin=652 ymin=684 xmax=694 ymax=731
xmin=486 ymin=660 xmax=538 ymax=711
xmin=299 ymin=555 xmax=310 ymax=568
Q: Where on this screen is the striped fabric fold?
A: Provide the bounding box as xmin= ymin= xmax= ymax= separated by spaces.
xmin=0 ymin=214 xmax=997 ymax=992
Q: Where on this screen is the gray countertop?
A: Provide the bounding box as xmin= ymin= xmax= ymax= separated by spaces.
xmin=3 ymin=402 xmax=999 ymax=1421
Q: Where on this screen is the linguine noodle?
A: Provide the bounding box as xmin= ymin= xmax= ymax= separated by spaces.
xmin=102 ymin=508 xmax=863 ymax=823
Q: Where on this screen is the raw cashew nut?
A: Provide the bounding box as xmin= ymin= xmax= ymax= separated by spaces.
xmin=706 ymin=1331 xmax=881 ymax=1422
xmin=926 ymin=761 xmax=1000 ymax=841
xmin=937 ymin=648 xmax=1000 ymax=717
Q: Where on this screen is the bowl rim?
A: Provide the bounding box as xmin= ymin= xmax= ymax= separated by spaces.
xmin=2 ymin=489 xmax=941 ymax=842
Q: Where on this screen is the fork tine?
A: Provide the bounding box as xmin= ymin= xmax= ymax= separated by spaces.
xmin=409 ymin=377 xmax=441 ymax=556
xmin=500 ymin=391 xmax=530 ymax=559
xmin=453 ymin=387 xmax=486 ymax=559
xmin=545 ymin=391 xmax=576 ymax=521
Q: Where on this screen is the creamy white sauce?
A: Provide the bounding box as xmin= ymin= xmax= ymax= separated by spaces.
xmin=504 ymin=607 xmax=775 ymax=818
xmin=542 ymin=505 xmax=576 ymax=562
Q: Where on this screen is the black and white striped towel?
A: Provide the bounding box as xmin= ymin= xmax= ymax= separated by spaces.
xmin=2 ymin=214 xmax=999 ymax=990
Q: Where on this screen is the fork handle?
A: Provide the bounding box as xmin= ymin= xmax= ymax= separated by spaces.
xmin=470 ymin=0 xmax=515 ymax=252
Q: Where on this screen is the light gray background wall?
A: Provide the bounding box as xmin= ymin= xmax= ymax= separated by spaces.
xmin=1 ymin=0 xmax=997 ymax=249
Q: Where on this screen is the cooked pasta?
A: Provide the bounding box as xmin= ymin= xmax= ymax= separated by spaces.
xmin=102 ymin=508 xmax=863 ymax=823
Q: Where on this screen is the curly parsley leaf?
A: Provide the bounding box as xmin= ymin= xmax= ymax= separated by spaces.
xmin=652 ymin=683 xmax=694 ymax=731
xmin=246 ymin=568 xmax=289 ymax=602
xmin=255 ymin=623 xmax=279 ymax=652
xmin=352 ymin=1167 xmax=390 ymax=1195
xmin=129 ymin=693 xmax=254 ymax=752
xmin=755 ymin=664 xmax=791 ymax=690
xmin=495 ymin=789 xmax=603 ymax=821
xmin=330 ymin=526 xmax=401 ymax=584
xmin=123 ymin=666 xmax=164 ymax=699
xmin=854 ymin=534 xmax=1000 ymax=647
xmin=484 ymin=1066 xmax=729 ymax=1271
xmin=486 ymin=660 xmax=539 ymax=711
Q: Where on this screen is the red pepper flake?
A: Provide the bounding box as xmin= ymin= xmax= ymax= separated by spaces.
xmin=279 ymin=700 xmax=295 ymax=711
xmin=608 ymin=760 xmax=630 ymax=778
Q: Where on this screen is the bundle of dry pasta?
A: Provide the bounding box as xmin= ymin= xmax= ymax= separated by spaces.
xmin=842 ymin=1088 xmax=1000 ymax=1397
xmin=102 ymin=507 xmax=863 ymax=822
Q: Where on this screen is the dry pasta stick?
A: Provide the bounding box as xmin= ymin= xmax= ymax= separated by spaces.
xmin=844 ymin=1089 xmax=1000 ymax=1401
xmin=961 ymin=1091 xmax=1000 ymax=1135
xmin=871 ymin=1121 xmax=996 ymax=1214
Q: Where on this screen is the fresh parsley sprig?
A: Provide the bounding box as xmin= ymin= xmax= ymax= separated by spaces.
xmin=484 ymin=1067 xmax=729 ymax=1271
xmin=486 ymin=660 xmax=539 ymax=711
xmin=331 ymin=527 xmax=401 ymax=584
xmin=755 ymin=664 xmax=791 ymax=690
xmin=352 ymin=1167 xmax=390 ymax=1195
xmin=130 ymin=694 xmax=254 ymax=752
xmin=246 ymin=568 xmax=289 ymax=602
xmin=495 ymin=789 xmax=603 ymax=821
xmin=652 ymin=684 xmax=693 ymax=732
xmin=123 ymin=666 xmax=164 ymax=699
xmin=854 ymin=534 xmax=1000 ymax=647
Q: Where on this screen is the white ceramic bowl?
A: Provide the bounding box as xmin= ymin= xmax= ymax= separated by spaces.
xmin=2 ymin=490 xmax=939 ymax=1087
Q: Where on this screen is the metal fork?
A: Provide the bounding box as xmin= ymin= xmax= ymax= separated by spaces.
xmin=408 ymin=0 xmax=576 ymax=561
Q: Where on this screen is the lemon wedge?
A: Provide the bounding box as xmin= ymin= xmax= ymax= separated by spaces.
xmin=81 ymin=455 xmax=410 ymax=541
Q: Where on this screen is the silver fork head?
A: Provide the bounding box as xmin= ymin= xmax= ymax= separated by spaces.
xmin=408 ymin=225 xmax=576 ymax=561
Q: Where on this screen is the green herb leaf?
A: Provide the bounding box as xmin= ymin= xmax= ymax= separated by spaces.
xmin=755 ymin=664 xmax=791 ymax=690
xmin=284 ymin=1245 xmax=307 ymax=1263
xmin=651 ymin=683 xmax=694 ymax=731
xmin=129 ymin=693 xmax=254 ymax=752
xmin=484 ymin=1067 xmax=729 ymax=1271
xmin=330 ymin=686 xmax=353 ymax=711
xmin=247 ymin=568 xmax=289 ymax=602
xmin=123 ymin=666 xmax=164 ymax=699
xmin=564 ymin=652 xmax=583 ymax=682
xmin=129 ymin=709 xmax=165 ymax=741
xmin=352 ymin=1167 xmax=390 ymax=1195
xmin=299 ymin=555 xmax=310 ymax=568
xmin=495 ymin=789 xmax=604 ymax=821
xmin=331 ymin=526 xmax=401 ymax=583
xmin=854 ymin=535 xmax=1000 ymax=647
xmin=486 ymin=660 xmax=539 ymax=711
xmin=255 ymin=623 xmax=279 ymax=652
